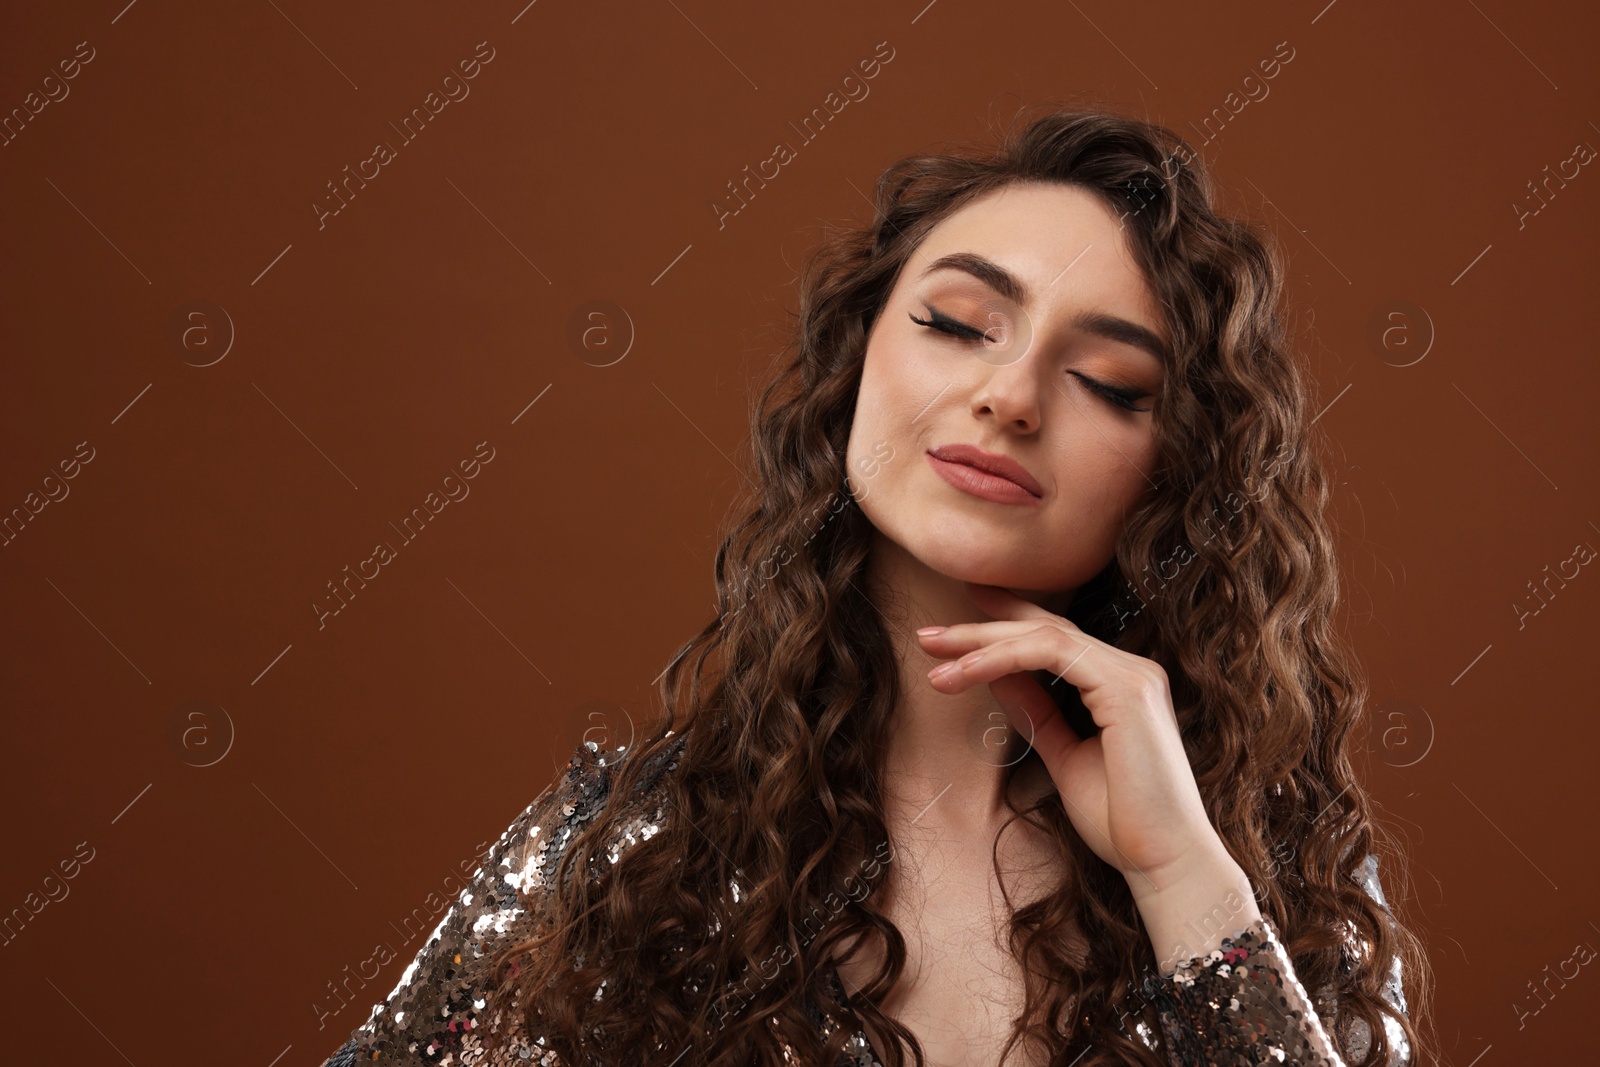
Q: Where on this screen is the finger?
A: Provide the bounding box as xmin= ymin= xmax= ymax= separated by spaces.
xmin=988 ymin=672 xmax=1084 ymax=773
xmin=916 ymin=618 xmax=1070 ymax=652
xmin=930 ymin=626 xmax=1105 ymax=698
xmin=948 ymin=588 xmax=1127 ymax=669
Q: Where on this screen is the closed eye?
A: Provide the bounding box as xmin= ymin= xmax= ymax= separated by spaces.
xmin=909 ymin=308 xmax=995 ymax=343
xmin=1067 ymin=372 xmax=1151 ymax=413
xmin=910 ymin=308 xmax=1153 ymax=413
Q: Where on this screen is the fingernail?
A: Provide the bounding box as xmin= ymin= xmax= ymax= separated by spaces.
xmin=916 ymin=626 xmax=946 ymax=637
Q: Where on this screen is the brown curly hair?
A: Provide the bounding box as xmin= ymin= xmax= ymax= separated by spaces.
xmin=488 ymin=101 xmax=1436 ymax=1067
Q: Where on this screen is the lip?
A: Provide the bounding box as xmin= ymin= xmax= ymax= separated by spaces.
xmin=926 ymin=443 xmax=1044 ymax=504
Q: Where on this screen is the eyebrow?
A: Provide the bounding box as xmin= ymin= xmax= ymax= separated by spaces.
xmin=919 ymin=251 xmax=1171 ymax=365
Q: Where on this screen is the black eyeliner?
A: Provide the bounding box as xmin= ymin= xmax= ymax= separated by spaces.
xmin=909 ymin=307 xmax=986 ymax=340
xmin=912 ymin=307 xmax=1153 ymax=412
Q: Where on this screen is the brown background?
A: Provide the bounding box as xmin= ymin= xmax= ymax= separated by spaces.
xmin=2 ymin=0 xmax=1596 ymax=1062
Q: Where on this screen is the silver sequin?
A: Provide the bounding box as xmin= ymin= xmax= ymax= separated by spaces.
xmin=318 ymin=736 xmax=1410 ymax=1066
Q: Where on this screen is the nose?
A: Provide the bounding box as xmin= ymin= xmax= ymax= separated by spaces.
xmin=969 ymin=347 xmax=1044 ymax=433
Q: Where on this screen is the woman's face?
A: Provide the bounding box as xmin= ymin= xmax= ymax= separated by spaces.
xmin=844 ymin=180 xmax=1170 ymax=602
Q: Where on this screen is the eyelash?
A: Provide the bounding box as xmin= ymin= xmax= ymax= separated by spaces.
xmin=907 ymin=309 xmax=1153 ymax=413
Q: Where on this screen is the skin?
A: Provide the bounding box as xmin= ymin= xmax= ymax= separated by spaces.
xmin=839 ymin=183 xmax=1259 ymax=1057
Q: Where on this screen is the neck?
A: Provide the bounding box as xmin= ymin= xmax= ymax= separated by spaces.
xmin=864 ymin=531 xmax=1070 ymax=841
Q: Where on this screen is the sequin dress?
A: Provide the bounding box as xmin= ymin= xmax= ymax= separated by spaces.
xmin=317 ymin=734 xmax=1411 ymax=1067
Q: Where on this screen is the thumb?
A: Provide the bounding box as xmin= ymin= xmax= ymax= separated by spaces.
xmin=988 ymin=672 xmax=1084 ymax=775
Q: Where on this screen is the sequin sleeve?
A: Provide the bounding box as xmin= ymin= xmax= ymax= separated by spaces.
xmin=1137 ymin=914 xmax=1346 ymax=1065
xmin=316 ymin=751 xmax=595 ymax=1067
xmin=1344 ymin=852 xmax=1412 ymax=1067
xmin=1134 ymin=851 xmax=1411 ymax=1067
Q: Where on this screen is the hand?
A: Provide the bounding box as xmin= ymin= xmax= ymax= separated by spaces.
xmin=918 ymin=582 xmax=1235 ymax=899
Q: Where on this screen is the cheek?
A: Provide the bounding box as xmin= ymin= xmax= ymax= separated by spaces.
xmin=1049 ymin=429 xmax=1159 ymax=531
xmin=1098 ymin=421 xmax=1158 ymax=468
xmin=849 ymin=344 xmax=933 ymax=462
xmin=844 ymin=377 xmax=886 ymax=478
xmin=1119 ymin=426 xmax=1163 ymax=490
xmin=1092 ymin=440 xmax=1161 ymax=536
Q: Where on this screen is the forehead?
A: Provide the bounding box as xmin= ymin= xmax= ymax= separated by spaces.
xmin=907 ymin=182 xmax=1164 ymax=329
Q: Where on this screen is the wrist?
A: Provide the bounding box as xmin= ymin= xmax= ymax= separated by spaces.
xmin=1127 ymin=837 xmax=1243 ymax=904
xmin=1130 ymin=847 xmax=1262 ymax=975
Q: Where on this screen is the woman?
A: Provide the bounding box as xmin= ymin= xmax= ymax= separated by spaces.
xmin=320 ymin=105 xmax=1432 ymax=1067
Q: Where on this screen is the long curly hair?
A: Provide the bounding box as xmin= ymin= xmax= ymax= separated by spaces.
xmin=489 ymin=102 xmax=1435 ymax=1067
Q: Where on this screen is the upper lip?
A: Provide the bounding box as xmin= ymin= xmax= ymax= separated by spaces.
xmin=927 ymin=443 xmax=1044 ymax=497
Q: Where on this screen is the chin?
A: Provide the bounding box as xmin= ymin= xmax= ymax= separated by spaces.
xmin=904 ymin=537 xmax=1032 ymax=590
xmin=899 ymin=528 xmax=1093 ymax=602
xmin=868 ymin=501 xmax=1054 ymax=586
